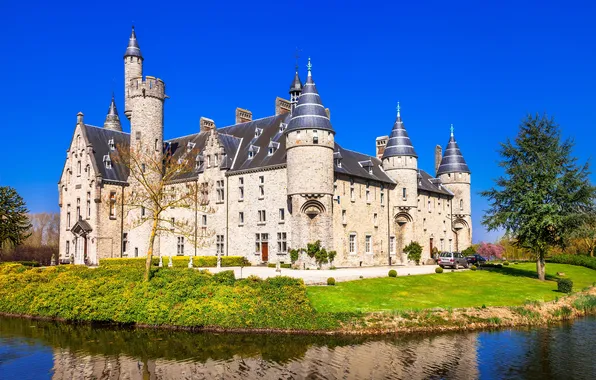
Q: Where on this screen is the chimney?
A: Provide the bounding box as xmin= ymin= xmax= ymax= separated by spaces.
xmin=376 ymin=136 xmax=388 ymax=160
xmin=77 ymin=112 xmax=84 ymax=125
xmin=235 ymin=108 xmax=253 ymax=124
xmin=275 ymin=97 xmax=291 ymax=116
xmin=435 ymin=145 xmax=442 ymax=176
xmin=200 ymin=117 xmax=216 ymax=132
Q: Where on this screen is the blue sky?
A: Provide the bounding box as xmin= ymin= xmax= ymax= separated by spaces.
xmin=1 ymin=0 xmax=594 ymax=243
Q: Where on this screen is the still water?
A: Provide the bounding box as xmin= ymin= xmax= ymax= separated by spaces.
xmin=0 ymin=316 xmax=594 ymax=380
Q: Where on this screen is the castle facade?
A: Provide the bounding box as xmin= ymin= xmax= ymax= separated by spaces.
xmin=58 ymin=28 xmax=472 ymax=266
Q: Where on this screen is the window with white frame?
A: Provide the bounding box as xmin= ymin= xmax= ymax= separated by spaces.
xmin=66 ymin=241 xmax=70 ymax=256
xmin=279 ymin=208 xmax=285 ymax=222
xmin=216 ymin=235 xmax=224 ymax=254
xmin=207 ymin=155 xmax=211 ymax=167
xmin=239 ymin=211 xmax=244 ymax=225
xmin=109 ymin=192 xmax=116 ymax=218
xmin=86 ymin=192 xmax=91 ymax=219
xmin=216 ymin=180 xmax=225 ymax=202
xmin=108 ymin=138 xmax=115 ymax=150
xmin=365 ymin=235 xmax=372 ymax=253
xmin=214 ymin=154 xmax=219 ymax=166
xmin=66 ymin=204 xmax=71 ymax=228
xmin=258 ymin=210 xmax=266 ymax=223
xmin=255 ymin=233 xmax=268 ymax=252
xmin=440 ymin=238 xmax=445 ymax=251
xmin=277 ymin=232 xmax=287 ymax=253
xmin=238 ymin=177 xmax=244 ymax=200
xmin=390 ymin=236 xmax=395 ymax=254
xmin=177 ymin=237 xmax=185 ymax=255
xmin=349 ymin=233 xmax=357 ymax=254
xmin=76 ymin=198 xmax=81 ymax=220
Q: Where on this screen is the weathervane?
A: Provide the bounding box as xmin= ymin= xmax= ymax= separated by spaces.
xmin=397 ymin=101 xmax=401 ymax=117
xmin=294 ymin=47 xmax=302 ymax=72
xmin=450 ymin=124 xmax=454 ymax=137
xmin=307 ymin=57 xmax=312 ymax=73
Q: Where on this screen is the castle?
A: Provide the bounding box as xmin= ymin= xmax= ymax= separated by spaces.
xmin=58 ymin=28 xmax=472 ymax=266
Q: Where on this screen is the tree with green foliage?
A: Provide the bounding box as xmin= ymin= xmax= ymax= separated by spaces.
xmin=0 ymin=187 xmax=32 ymax=255
xmin=569 ymin=211 xmax=596 ymax=257
xmin=404 ymin=241 xmax=422 ymax=265
xmin=481 ymin=114 xmax=596 ymax=280
xmin=462 ymin=246 xmax=476 ymax=256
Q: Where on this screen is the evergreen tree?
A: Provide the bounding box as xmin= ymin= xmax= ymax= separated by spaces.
xmin=0 ymin=186 xmax=32 ymax=254
xmin=481 ymin=114 xmax=595 ymax=280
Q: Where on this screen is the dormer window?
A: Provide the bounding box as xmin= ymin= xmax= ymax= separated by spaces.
xmin=333 ymin=151 xmax=342 ymax=168
xmin=103 ymin=155 xmax=112 ymax=169
xmin=187 ymin=141 xmax=196 ymax=152
xmin=248 ymin=151 xmax=254 ymax=159
xmin=255 ymin=128 xmax=263 ymax=138
xmin=108 ymin=138 xmax=115 ymax=151
xmin=195 ymin=154 xmax=203 ymax=171
xmin=279 ymin=123 xmax=287 ymax=133
xmin=248 ymin=145 xmax=259 ymax=159
xmin=268 ymin=141 xmax=280 ymax=156
xmin=313 ymin=130 xmax=318 ymax=144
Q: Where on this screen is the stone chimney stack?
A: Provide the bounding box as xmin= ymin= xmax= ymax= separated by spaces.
xmin=77 ymin=112 xmax=84 ymax=125
xmin=435 ymin=145 xmax=442 ymax=176
xmin=200 ymin=117 xmax=215 ymax=132
xmin=375 ymin=136 xmax=388 ymax=160
xmin=275 ymin=97 xmax=291 ymax=116
xmin=235 ymin=108 xmax=252 ymax=124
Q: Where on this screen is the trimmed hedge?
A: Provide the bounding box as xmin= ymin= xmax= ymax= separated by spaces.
xmin=267 ymin=263 xmax=292 ymax=269
xmin=99 ymin=256 xmax=250 ymax=268
xmin=558 ymin=278 xmax=573 ymax=293
xmin=327 ymin=277 xmax=336 ymax=286
xmin=548 ymin=254 xmax=596 ymax=271
xmin=388 ymin=270 xmax=397 ymax=277
xmin=0 ymin=264 xmax=342 ymax=330
xmin=435 ymin=267 xmax=444 ymax=274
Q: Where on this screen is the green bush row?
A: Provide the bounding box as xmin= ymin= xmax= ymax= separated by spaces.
xmin=547 ymin=254 xmax=596 ymax=271
xmin=99 ymin=256 xmax=251 ymax=268
xmin=267 ymin=263 xmax=292 ymax=269
xmin=0 ymin=264 xmax=342 ymax=330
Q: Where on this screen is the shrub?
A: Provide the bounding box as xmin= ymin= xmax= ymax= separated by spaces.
xmin=435 ymin=267 xmax=444 ymax=274
xmin=462 ymin=246 xmax=476 ymax=256
xmin=471 ymin=265 xmax=477 ymax=271
xmin=403 ymin=241 xmax=422 ymax=265
xmin=388 ymin=269 xmax=397 ymax=277
xmin=289 ymin=248 xmax=302 ymax=263
xmin=503 ymin=261 xmax=510 ymax=266
xmin=99 ymin=256 xmax=250 ymax=268
xmin=327 ymin=277 xmax=336 ymax=286
xmin=212 ymin=270 xmax=236 ymax=285
xmin=548 ymin=254 xmax=596 ymax=271
xmin=267 ymin=263 xmax=292 ymax=269
xmin=557 ymin=278 xmax=573 ymax=293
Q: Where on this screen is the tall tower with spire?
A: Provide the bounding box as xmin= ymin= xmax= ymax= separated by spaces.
xmin=289 ymin=67 xmax=302 ymax=111
xmin=103 ymin=94 xmax=122 ymax=132
xmin=124 ymin=26 xmax=143 ymax=120
xmin=381 ymin=103 xmax=419 ymax=210
xmin=285 ymin=58 xmax=335 ymax=250
xmin=437 ymin=125 xmax=472 ymax=250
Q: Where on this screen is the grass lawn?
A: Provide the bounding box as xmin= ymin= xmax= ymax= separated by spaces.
xmin=307 ymin=263 xmax=596 ymax=313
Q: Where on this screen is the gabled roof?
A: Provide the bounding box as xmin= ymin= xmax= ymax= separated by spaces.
xmin=84 ymin=125 xmax=130 ymax=183
xmin=436 ymin=133 xmax=470 ymax=176
xmin=334 ymin=145 xmax=395 ymax=184
xmin=417 ymin=170 xmax=453 ymax=196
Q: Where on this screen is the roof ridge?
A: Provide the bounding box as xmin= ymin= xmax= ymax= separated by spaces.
xmin=85 ymin=124 xmax=130 ymax=135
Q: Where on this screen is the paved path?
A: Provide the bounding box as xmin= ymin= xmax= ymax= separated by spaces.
xmin=201 ymin=264 xmax=450 ymax=285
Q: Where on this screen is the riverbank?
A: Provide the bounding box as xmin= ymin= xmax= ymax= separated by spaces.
xmin=0 ymin=262 xmax=594 ymax=336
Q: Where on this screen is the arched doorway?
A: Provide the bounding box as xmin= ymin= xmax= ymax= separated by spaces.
xmin=394 ymin=212 xmax=413 ymax=264
xmin=453 ymin=218 xmax=470 ymax=251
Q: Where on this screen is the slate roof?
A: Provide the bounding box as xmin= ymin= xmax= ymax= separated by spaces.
xmin=83 ymin=125 xmax=130 ymax=183
xmin=286 ymin=71 xmax=334 ymax=133
xmin=334 ymin=145 xmax=394 ymax=184
xmin=289 ymin=71 xmax=303 ymax=94
xmin=124 ymin=27 xmax=143 ymax=59
xmin=417 ymin=170 xmax=453 ymax=196
xmin=436 ymin=133 xmax=470 ymax=176
xmin=382 ymin=113 xmax=417 ymax=159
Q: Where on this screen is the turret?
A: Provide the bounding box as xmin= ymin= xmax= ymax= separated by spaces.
xmin=289 ymin=67 xmax=303 ymax=111
xmin=381 ymin=103 xmax=418 ymax=209
xmin=103 ymin=94 xmax=122 ymax=132
xmin=285 ymin=58 xmax=335 ymax=250
xmin=124 ymin=26 xmax=143 ymax=120
xmin=437 ymin=124 xmax=472 ymax=250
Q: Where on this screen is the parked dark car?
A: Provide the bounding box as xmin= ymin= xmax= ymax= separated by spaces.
xmin=438 ymin=252 xmax=469 ymax=269
xmin=466 ymin=254 xmax=487 ymax=265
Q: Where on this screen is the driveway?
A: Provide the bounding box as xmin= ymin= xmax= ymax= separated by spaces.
xmin=202 ymin=264 xmax=451 ymax=285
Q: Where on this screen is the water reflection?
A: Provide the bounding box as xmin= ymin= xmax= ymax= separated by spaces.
xmin=0 ymin=316 xmax=594 ymax=379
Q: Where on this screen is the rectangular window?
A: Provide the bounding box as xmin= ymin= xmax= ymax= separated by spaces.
xmin=122 ymin=233 xmax=128 ymax=254
xmin=349 ymin=234 xmax=356 ymax=254
xmin=207 ymin=155 xmax=211 ymax=167
xmin=258 ymin=210 xmax=266 ymax=223
xmin=76 ymin=198 xmax=81 ymax=220
xmin=277 ymin=232 xmax=287 ymax=253
xmin=350 ymin=188 xmax=355 ymax=202
xmin=460 ymin=199 xmax=464 ymax=211
xmin=449 ymin=239 xmax=453 ymax=252
xmin=373 ymin=213 xmax=378 ymax=227
xmin=67 ymin=211 xmax=71 ymax=228
xmin=402 ymin=187 xmax=407 ymax=200
xmin=66 ymin=241 xmax=70 ymax=256
xmin=279 ymin=208 xmax=285 ymax=222
xmin=141 ymin=206 xmax=145 ymax=217
xmin=313 ymin=129 xmax=319 ymax=144
xmin=86 ymin=192 xmax=91 ymax=219
xmin=214 ymin=154 xmax=219 ymax=166
xmin=77 ymin=161 xmax=81 ymax=176
xmin=342 ymin=210 xmax=347 ymax=224
xmin=380 ymin=192 xmax=384 ymax=205
xmin=177 ymin=237 xmax=185 ymax=255
xmin=390 ymin=236 xmax=395 ymax=254
xmin=238 ymin=177 xmax=244 ymax=201
xmin=109 ymin=192 xmax=116 ymax=218
xmin=239 ymin=211 xmax=244 ymax=225
xmin=428 ymin=198 xmax=431 ymax=212
xmin=259 ymin=176 xmax=265 ymax=198
xmin=440 ymin=239 xmax=445 ymax=251
xmin=141 ymin=163 xmax=146 ymax=173
xmin=365 ymin=235 xmax=372 ymax=253
xmin=202 ymin=214 xmax=207 ymax=226
xmin=216 ymin=235 xmax=224 ymax=254
xmin=366 ymin=189 xmax=371 ymax=203
xmin=135 ymin=247 xmax=138 ymax=257
xmin=255 ymin=234 xmax=261 ymax=253
xmin=216 ymin=180 xmax=225 ymax=202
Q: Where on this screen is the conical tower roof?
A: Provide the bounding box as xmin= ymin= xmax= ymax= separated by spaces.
xmin=289 ymin=69 xmax=303 ymax=94
xmin=124 ymin=26 xmax=143 ymax=59
xmin=436 ymin=125 xmax=470 ymax=175
xmin=286 ymin=58 xmax=334 ymax=133
xmin=103 ymin=95 xmax=122 ymax=132
xmin=381 ymin=103 xmax=417 ymax=159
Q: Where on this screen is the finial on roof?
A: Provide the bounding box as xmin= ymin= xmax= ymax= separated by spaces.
xmin=450 ymin=123 xmax=454 ymax=137
xmin=307 ymin=57 xmax=312 ymax=77
xmin=104 ymin=95 xmax=122 ymax=132
xmin=397 ymin=101 xmax=401 ymax=118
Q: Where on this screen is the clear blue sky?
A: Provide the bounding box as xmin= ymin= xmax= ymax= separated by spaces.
xmin=1 ymin=0 xmax=595 ymax=243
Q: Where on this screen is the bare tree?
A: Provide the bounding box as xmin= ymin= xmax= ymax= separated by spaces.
xmin=113 ymin=143 xmax=215 ymax=281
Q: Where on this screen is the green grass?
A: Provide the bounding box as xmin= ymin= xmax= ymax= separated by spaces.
xmin=307 ymin=263 xmax=596 ymax=313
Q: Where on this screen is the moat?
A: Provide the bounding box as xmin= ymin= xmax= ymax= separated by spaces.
xmin=0 ymin=316 xmax=594 ymax=379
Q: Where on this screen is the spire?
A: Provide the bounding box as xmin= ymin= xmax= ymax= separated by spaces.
xmin=436 ymin=126 xmax=470 ymax=176
xmin=289 ymin=70 xmax=303 ymax=94
xmin=124 ymin=26 xmax=143 ymax=59
xmin=103 ymin=94 xmax=122 ymax=132
xmin=286 ymin=58 xmax=334 ymax=133
xmin=382 ymin=103 xmax=417 ymax=159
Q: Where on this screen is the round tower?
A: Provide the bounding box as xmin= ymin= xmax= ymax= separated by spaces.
xmin=381 ymin=103 xmax=418 ymax=210
xmin=285 ymin=58 xmax=335 ymax=250
xmin=124 ymin=26 xmax=143 ymax=120
xmin=103 ymin=94 xmax=122 ymax=132
xmin=437 ymin=125 xmax=472 ymax=250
